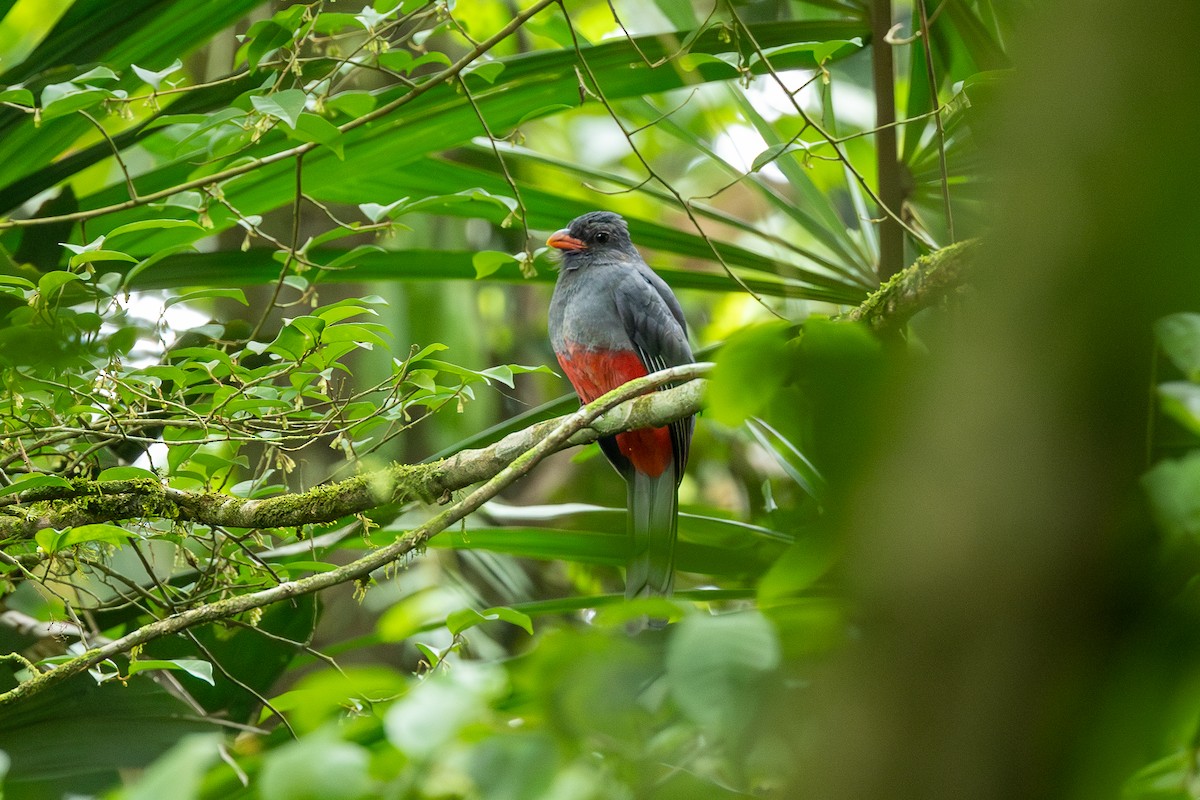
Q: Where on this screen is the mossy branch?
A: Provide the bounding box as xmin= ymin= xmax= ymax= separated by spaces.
xmin=845 ymin=238 xmax=980 ymax=331
xmin=0 ymin=364 xmax=708 ymax=708
xmin=0 ymin=368 xmax=710 ymax=541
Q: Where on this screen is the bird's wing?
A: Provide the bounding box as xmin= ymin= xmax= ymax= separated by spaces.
xmin=612 ymin=263 xmax=695 ymax=480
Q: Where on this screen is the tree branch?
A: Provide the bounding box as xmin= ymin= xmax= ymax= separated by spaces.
xmin=0 ymin=362 xmax=707 ymax=709
xmin=0 ymin=366 xmax=710 ymax=539
xmin=845 ymin=238 xmax=979 ymax=331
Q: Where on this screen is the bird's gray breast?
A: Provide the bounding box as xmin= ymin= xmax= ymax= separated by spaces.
xmin=549 ymin=262 xmax=635 ymax=352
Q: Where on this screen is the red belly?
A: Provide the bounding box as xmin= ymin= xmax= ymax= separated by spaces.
xmin=556 ymin=344 xmax=672 ymax=477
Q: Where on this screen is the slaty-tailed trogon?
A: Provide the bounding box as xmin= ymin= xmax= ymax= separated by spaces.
xmin=547 ymin=211 xmax=694 ymax=620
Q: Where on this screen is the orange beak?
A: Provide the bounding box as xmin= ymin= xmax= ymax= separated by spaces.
xmin=546 ymin=229 xmax=587 ymax=251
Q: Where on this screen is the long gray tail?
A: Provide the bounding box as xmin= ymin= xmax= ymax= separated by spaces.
xmin=625 ymin=464 xmax=678 ymax=626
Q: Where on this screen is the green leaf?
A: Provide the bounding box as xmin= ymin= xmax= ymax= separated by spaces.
xmin=465 ymin=60 xmax=506 ymax=84
xmin=384 ymin=666 xmax=499 ymax=761
xmin=446 ymin=606 xmax=534 ymax=636
xmin=1143 ymin=452 xmax=1200 ymax=543
xmin=358 ymin=198 xmax=408 ymax=223
xmin=160 ymin=190 xmax=205 ymax=212
xmin=251 ymin=89 xmax=309 ymax=129
xmin=0 ymin=85 xmax=34 ymax=107
xmin=1158 ymin=382 xmax=1200 ymax=436
xmin=311 ymin=12 xmax=360 ymax=35
xmin=36 ymin=270 xmax=83 ymax=296
xmin=750 ymin=38 xmax=863 ymax=67
xmin=746 ymin=417 xmax=824 ymax=498
xmin=432 ymin=517 xmax=780 ymax=575
xmin=1123 ymin=749 xmax=1194 ymax=800
xmin=515 ymin=103 xmax=574 ymax=127
xmin=68 ymin=249 xmax=138 ymax=268
xmin=666 ymin=611 xmax=781 ymax=738
xmin=757 ymin=528 xmax=836 ymax=601
xmin=0 ymin=673 xmax=214 ymax=790
xmin=124 ymin=245 xmax=196 ymax=288
xmin=708 ymin=322 xmax=793 ymax=427
xmin=131 ymin=59 xmax=183 ymax=90
xmin=466 ymin=733 xmax=558 ymax=800
xmin=96 ymin=466 xmax=158 ymax=482
xmin=171 ymin=106 xmax=246 ymax=152
xmin=321 ymin=244 xmax=385 ymax=268
xmin=324 ymin=91 xmax=377 ymax=117
xmin=37 ymin=523 xmax=133 ymax=554
xmin=141 ymin=112 xmax=213 ymax=132
xmin=40 ymin=83 xmax=109 ymax=119
xmin=676 ymin=52 xmax=741 ymax=72
xmin=34 ymin=529 xmax=62 ymax=554
xmin=414 ymin=643 xmax=441 ymax=669
xmin=379 ymin=50 xmax=452 ymax=75
xmin=283 ymin=112 xmax=345 ymax=158
xmin=376 ymin=50 xmax=413 ymax=73
xmin=0 ymin=474 xmax=72 ymax=499
xmin=261 ymin=316 xmax=326 ymax=359
xmin=59 ymin=523 xmax=134 ymax=548
xmin=164 ymin=287 xmax=248 ymax=309
xmin=392 ymin=188 xmax=519 ymax=219
xmin=123 ymin=735 xmax=223 ymax=800
xmin=240 ymin=16 xmax=299 ymax=72
xmin=751 ymin=142 xmax=806 ymax=172
xmin=73 ymin=66 xmax=119 ymax=83
xmin=1156 ymin=313 xmax=1200 ymax=380
xmin=259 ymin=735 xmax=371 ymax=800
xmin=127 ymin=658 xmax=216 ymax=685
xmin=472 ymin=250 xmax=518 ymax=279
xmin=106 ymin=218 xmax=206 ymax=242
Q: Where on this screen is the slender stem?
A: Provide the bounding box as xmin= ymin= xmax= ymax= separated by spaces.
xmin=918 ymin=0 xmax=954 ymax=242
xmin=248 ymin=153 xmax=305 ymax=344
xmin=457 ymin=75 xmax=530 ymax=252
xmin=870 ymin=0 xmax=905 ymax=280
xmin=80 ymin=111 xmax=138 ymax=201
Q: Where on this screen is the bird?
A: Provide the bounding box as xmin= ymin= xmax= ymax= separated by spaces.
xmin=546 ymin=211 xmax=694 ymax=626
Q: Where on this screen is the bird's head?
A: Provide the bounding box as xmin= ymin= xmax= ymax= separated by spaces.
xmin=546 ymin=211 xmax=637 ymax=269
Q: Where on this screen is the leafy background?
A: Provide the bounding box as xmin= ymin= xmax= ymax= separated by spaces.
xmin=0 ymin=1 xmax=1198 ymax=799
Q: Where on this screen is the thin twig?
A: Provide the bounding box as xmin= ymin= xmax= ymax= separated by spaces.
xmin=80 ymin=110 xmax=138 ymax=201
xmin=184 ymin=629 xmax=298 ymax=738
xmin=918 ymin=0 xmax=954 ymax=242
xmin=457 ymin=75 xmax=530 ymax=253
xmin=248 ymin=153 xmax=306 ymax=343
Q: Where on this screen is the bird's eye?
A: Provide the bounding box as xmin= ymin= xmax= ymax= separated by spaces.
xmin=594 ymin=231 xmax=610 ymax=243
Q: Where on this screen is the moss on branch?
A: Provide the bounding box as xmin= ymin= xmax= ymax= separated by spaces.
xmin=846 ymin=238 xmax=979 ymax=331
xmin=0 ymin=371 xmax=709 ymax=540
